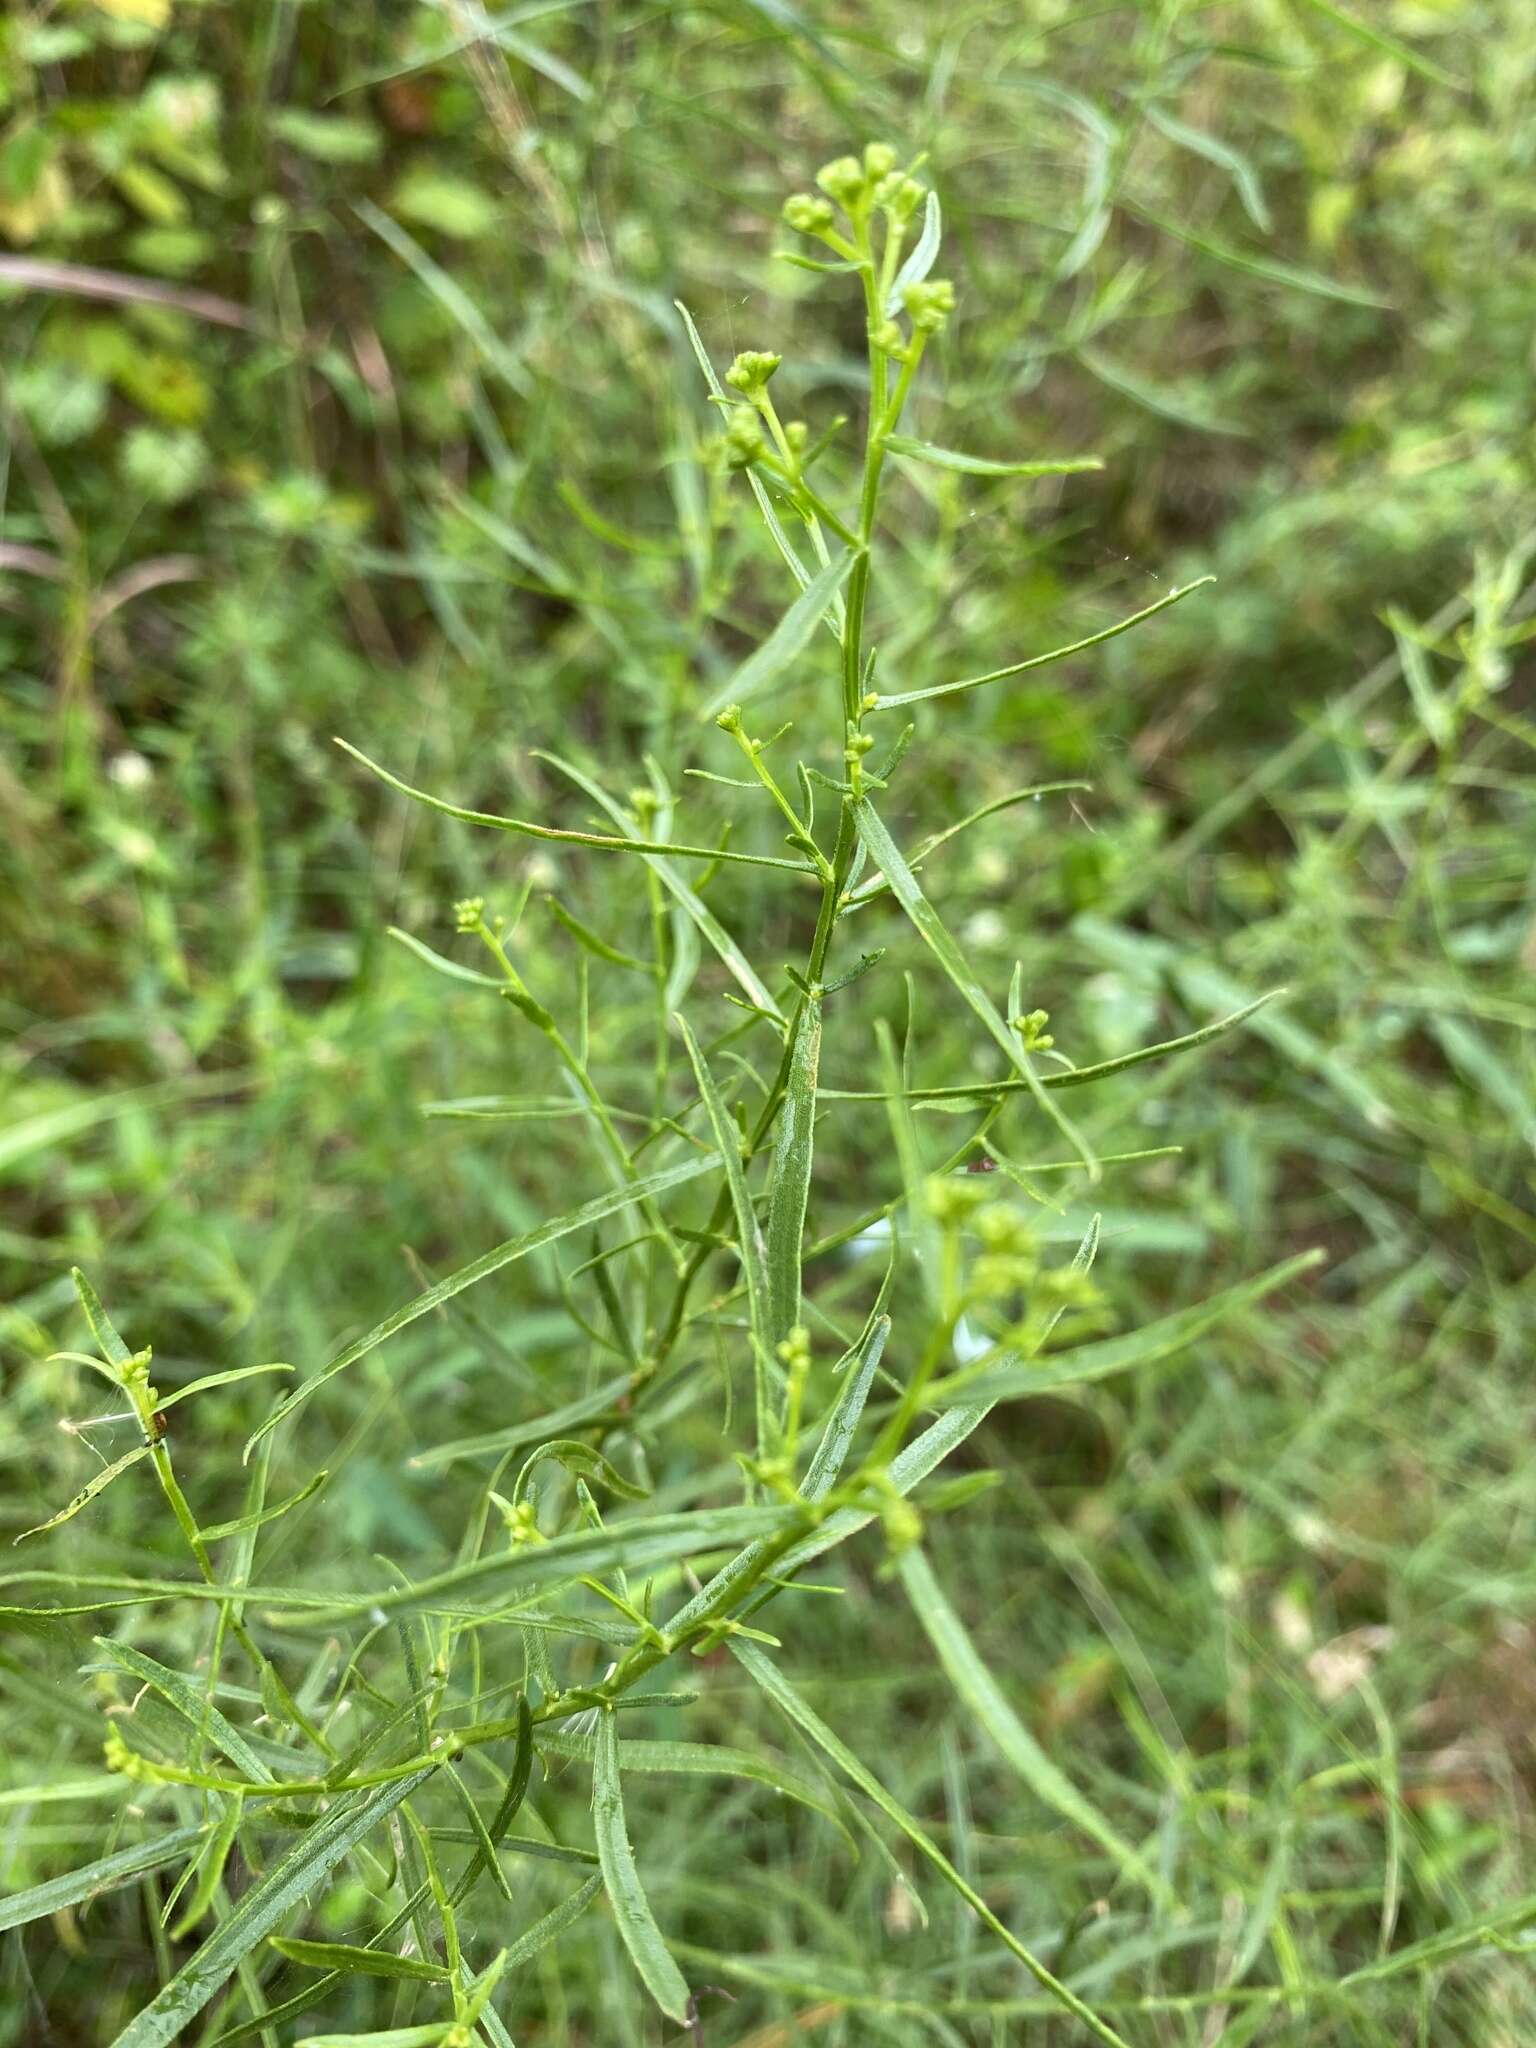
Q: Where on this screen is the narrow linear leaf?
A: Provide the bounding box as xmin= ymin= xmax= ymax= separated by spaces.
xmin=886 ymin=190 xmax=942 ymax=313
xmin=246 ymin=1153 xmax=720 ymax=1454
xmin=269 ymin=1937 xmax=449 ymax=1983
xmin=855 ymin=802 xmax=1095 ymax=1177
xmin=1293 ymin=0 xmax=1464 ymax=88
xmin=542 ymin=1730 xmax=839 ymax=1826
xmin=356 ymin=198 xmax=528 ymax=391
xmin=674 ymin=300 xmax=817 ymax=602
xmin=71 ymin=1267 xmax=135 ymax=1368
xmin=108 ymin=1769 xmax=435 ymax=2048
xmin=199 ymin=1470 xmax=328 ymax=1543
xmin=885 ymin=437 xmax=1103 ymax=480
xmin=0 ymin=1824 xmax=207 ymax=1934
xmin=451 ymin=1695 xmax=532 ymax=1905
xmin=409 ymin=1375 xmax=631 ymax=1470
xmin=389 ymin=927 xmax=504 ymax=989
xmin=1144 ymin=105 xmax=1271 ymax=232
xmin=340 ymin=740 xmax=812 ymax=875
xmin=896 ymin=1547 xmax=1160 ymax=1894
xmin=940 ymin=1249 xmax=1324 ymax=1405
xmin=876 ymin=578 xmax=1214 ymax=707
xmin=592 ymin=1712 xmax=692 ymax=2024
xmin=817 ymin=991 xmax=1284 ymax=1102
xmin=513 ymin=1440 xmax=647 ymax=1507
xmin=297 ymin=2028 xmax=450 ymax=2047
xmin=537 ymin=750 xmax=788 ymax=1022
xmin=14 ymin=1444 xmax=152 ymax=1544
xmin=500 ymin=1872 xmax=604 ymax=1972
xmin=731 ymin=1643 xmax=1130 ymax=2048
xmin=766 ymin=995 xmax=821 ymax=1347
xmin=97 ymin=1638 xmax=275 ymax=1784
xmin=803 ymin=1312 xmax=890 ymax=1501
xmin=155 ymin=1363 xmax=292 ymax=1414
xmin=678 ymin=1016 xmax=775 ymax=1457
xmin=699 ymin=549 xmax=857 ymax=721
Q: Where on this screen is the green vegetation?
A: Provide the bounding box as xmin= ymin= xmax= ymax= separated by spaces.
xmin=3 ymin=5 xmax=1534 ymax=2045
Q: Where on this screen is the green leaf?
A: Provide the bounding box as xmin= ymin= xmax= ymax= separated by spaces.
xmin=875 ymin=578 xmax=1214 ymax=708
xmin=245 ymin=1151 xmax=720 ymax=1454
xmin=96 ymin=1638 xmax=274 ymax=1784
xmin=198 ymin=1469 xmax=328 ymax=1543
xmin=388 ymin=168 xmax=499 ymax=239
xmin=766 ymin=996 xmax=822 ymax=1349
xmin=71 ymin=1267 xmax=134 ymax=1368
xmin=168 ymin=1794 xmax=243 ymax=1941
xmin=355 ymin=199 xmax=529 ymax=393
xmin=818 ymin=991 xmax=1285 ymax=1103
xmin=14 ymin=1444 xmax=152 ymax=1544
xmin=296 ymin=2029 xmax=450 ymax=2048
xmin=677 ymin=1014 xmax=774 ymax=1452
xmin=155 ymin=1363 xmax=292 ymax=1414
xmin=408 ymin=1375 xmax=632 ymax=1470
xmin=1144 ymin=106 xmax=1270 ymax=232
xmin=270 ymin=108 xmax=382 ymax=164
xmin=802 ymin=1311 xmax=890 ymax=1500
xmin=451 ymin=1695 xmax=532 ymax=1906
xmin=731 ymin=1643 xmax=1131 ymax=2048
xmin=513 ymin=1440 xmax=647 ymax=1506
xmin=269 ymin=1936 xmax=449 ymax=1983
xmin=108 ymin=1769 xmax=434 ymax=2048
xmin=1136 ymin=206 xmax=1390 ymax=308
xmin=1293 ymin=0 xmax=1464 ymax=88
xmin=542 ymin=1730 xmax=839 ymax=1826
xmin=537 ymin=750 xmax=789 ymax=1022
xmin=938 ymin=1249 xmax=1324 ymax=1404
xmin=886 ymin=189 xmax=942 ymax=313
xmin=341 ymin=739 xmax=812 ymax=875
xmin=698 ymin=549 xmax=857 ymax=721
xmin=388 ymin=927 xmax=504 ymax=989
xmin=856 ymin=801 xmax=1094 ymax=1174
xmin=0 ymin=1824 xmax=207 ymax=1934
xmin=884 ymin=436 xmax=1103 ymax=480
xmin=499 ymin=1872 xmax=604 ymax=1971
xmin=896 ymin=1547 xmax=1160 ymax=1894
xmin=592 ymin=1711 xmax=692 ymax=2024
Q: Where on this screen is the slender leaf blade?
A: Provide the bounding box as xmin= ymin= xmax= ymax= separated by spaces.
xmin=0 ymin=1825 xmax=207 ymax=1934
xmin=885 ymin=437 xmax=1102 ymax=480
xmin=699 ymin=550 xmax=856 ymax=720
xmin=592 ymin=1712 xmax=692 ymax=2023
xmin=246 ymin=1153 xmax=720 ymax=1453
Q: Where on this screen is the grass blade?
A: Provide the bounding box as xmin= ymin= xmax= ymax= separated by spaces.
xmin=592 ymin=1710 xmax=692 ymax=2023
xmin=108 ymin=1769 xmax=435 ymax=2048
xmin=731 ymin=1642 xmax=1131 ymax=2047
xmin=896 ymin=1545 xmax=1161 ymax=1896
xmin=246 ymin=1153 xmax=719 ymax=1453
xmin=0 ymin=1825 xmax=207 ymax=1934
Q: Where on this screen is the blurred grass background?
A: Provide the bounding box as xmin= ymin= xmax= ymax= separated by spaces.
xmin=3 ymin=1 xmax=1535 ymax=2042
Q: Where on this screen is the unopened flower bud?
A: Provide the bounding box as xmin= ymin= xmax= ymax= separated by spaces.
xmin=815 ymin=154 xmax=866 ymax=207
xmin=903 ymin=278 xmax=955 ymax=333
xmin=723 ymin=411 xmax=766 ymax=467
xmin=454 ymin=896 xmax=485 ymax=933
xmin=725 ymin=349 xmax=782 ymax=395
xmin=783 ymin=191 xmax=836 ymax=235
xmin=863 ymin=141 xmax=898 ymax=180
xmin=870 ymin=318 xmax=906 ymax=356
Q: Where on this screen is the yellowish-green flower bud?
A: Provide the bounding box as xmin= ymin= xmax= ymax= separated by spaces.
xmin=903 ymin=278 xmax=955 ymax=333
xmin=783 ymin=191 xmax=836 ymax=235
xmin=725 ymin=349 xmax=782 ymax=395
xmin=815 ymin=154 xmax=866 ymax=207
xmin=863 ymin=141 xmax=898 ymax=180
